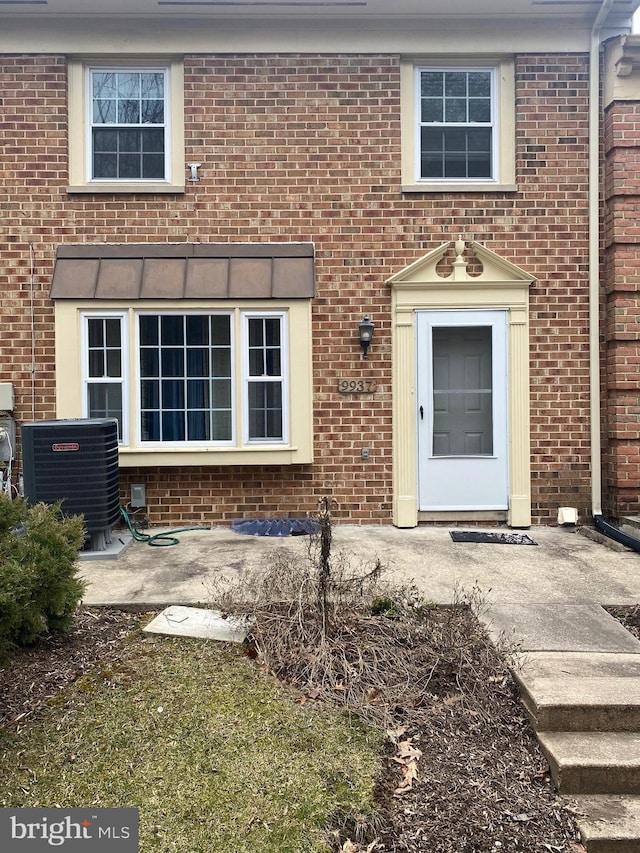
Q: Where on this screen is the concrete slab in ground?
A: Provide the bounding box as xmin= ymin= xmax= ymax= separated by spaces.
xmin=480 ymin=604 xmax=640 ymax=653
xmin=143 ymin=605 xmax=249 ymax=643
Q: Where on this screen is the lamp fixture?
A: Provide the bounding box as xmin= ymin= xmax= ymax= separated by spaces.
xmin=358 ymin=315 xmax=374 ymax=359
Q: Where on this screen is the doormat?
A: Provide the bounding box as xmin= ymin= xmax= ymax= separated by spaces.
xmin=449 ymin=531 xmax=538 ymax=545
xmin=231 ymin=517 xmax=320 ymax=537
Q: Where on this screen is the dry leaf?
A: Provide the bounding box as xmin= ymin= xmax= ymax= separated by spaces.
xmin=341 ymin=840 xmax=358 ymax=853
xmin=386 ymin=726 xmax=409 ymax=743
xmin=397 ymin=740 xmax=423 ymax=761
xmin=394 ymin=758 xmax=419 ymax=794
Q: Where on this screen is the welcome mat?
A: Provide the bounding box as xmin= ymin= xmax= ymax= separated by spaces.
xmin=449 ymin=531 xmax=538 ymax=545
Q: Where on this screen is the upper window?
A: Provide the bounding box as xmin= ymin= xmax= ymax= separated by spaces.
xmin=90 ymin=69 xmax=167 ymax=181
xmin=419 ymin=68 xmax=494 ymax=181
xmin=67 ymin=58 xmax=185 ymax=193
xmin=401 ymin=58 xmax=515 ymax=193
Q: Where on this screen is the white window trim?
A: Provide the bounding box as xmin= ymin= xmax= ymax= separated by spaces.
xmin=67 ymin=57 xmax=185 ymax=194
xmin=86 ymin=66 xmax=171 ymax=186
xmin=135 ymin=309 xmax=237 ymax=449
xmin=242 ymin=311 xmax=289 ymax=446
xmin=80 ymin=311 xmax=129 ymax=445
xmin=415 ymin=66 xmax=497 ymax=186
xmin=400 ymin=57 xmax=516 ymax=193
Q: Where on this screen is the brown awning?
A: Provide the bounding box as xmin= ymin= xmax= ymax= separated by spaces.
xmin=50 ymin=243 xmax=315 ymax=300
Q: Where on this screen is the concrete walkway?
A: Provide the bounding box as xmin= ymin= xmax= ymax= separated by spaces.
xmin=80 ymin=522 xmax=640 ymax=851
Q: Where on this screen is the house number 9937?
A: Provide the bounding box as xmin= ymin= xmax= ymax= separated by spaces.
xmin=337 ymin=379 xmax=377 ymax=394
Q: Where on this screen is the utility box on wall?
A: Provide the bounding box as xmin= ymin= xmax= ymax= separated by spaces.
xmin=21 ymin=419 xmax=120 ymax=548
xmin=0 ymin=417 xmax=16 ymax=462
xmin=0 ymin=383 xmax=14 ymax=411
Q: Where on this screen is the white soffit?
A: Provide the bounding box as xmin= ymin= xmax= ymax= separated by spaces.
xmin=0 ymin=0 xmax=637 ymax=20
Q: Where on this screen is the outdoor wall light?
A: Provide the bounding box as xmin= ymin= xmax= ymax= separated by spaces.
xmin=359 ymin=315 xmax=374 ymax=359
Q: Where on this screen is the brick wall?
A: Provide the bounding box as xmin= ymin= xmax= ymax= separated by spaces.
xmin=0 ymin=52 xmax=594 ymax=525
xmin=603 ymin=101 xmax=640 ymax=518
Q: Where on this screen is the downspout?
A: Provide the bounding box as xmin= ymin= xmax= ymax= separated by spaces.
xmin=589 ymin=0 xmax=612 ymax=520
xmin=588 ymin=1 xmax=640 ymax=550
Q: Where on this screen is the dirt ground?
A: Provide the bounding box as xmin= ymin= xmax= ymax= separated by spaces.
xmin=0 ymin=606 xmax=588 ymax=853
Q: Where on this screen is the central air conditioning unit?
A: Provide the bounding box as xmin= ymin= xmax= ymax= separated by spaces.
xmin=21 ymin=418 xmax=120 ymax=552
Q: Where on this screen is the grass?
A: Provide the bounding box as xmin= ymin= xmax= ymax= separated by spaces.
xmin=0 ymin=631 xmax=382 ymax=852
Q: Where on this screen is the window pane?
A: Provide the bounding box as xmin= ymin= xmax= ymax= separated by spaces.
xmin=141 ymin=72 xmax=164 ymax=100
xmin=445 ymin=99 xmax=467 ymax=123
xmin=161 ymin=349 xmax=184 ymax=377
xmin=212 ymin=411 xmax=232 ymax=441
xmin=141 ymin=379 xmax=159 ymax=409
xmin=105 ymin=349 xmax=121 ymax=377
xmin=139 ymin=315 xmax=158 ymax=345
xmin=421 ymin=71 xmax=443 ymax=97
xmin=265 ymin=349 xmax=281 ymax=377
xmin=211 ymin=315 xmax=231 ymax=345
xmin=187 ymin=349 xmax=208 ymax=377
xmin=249 ymin=349 xmax=264 ymax=376
xmin=186 ymin=315 xmax=209 ymax=345
xmin=212 ymin=378 xmax=231 ymax=408
xmin=212 ymin=348 xmax=231 ymax=377
xmin=248 ymin=319 xmax=263 ymax=348
xmin=444 ymin=72 xmax=467 ymax=97
xmin=162 ymin=379 xmax=184 ymax=409
xmin=140 ymin=348 xmax=159 ymax=378
xmin=187 ymin=411 xmax=209 ymax=441
xmin=161 ymin=316 xmax=183 ymax=346
xmin=248 ymin=382 xmax=283 ymax=440
xmin=117 ymin=73 xmax=140 ymax=99
xmin=469 ymin=98 xmax=491 ymax=123
xmin=88 ymin=384 xmax=122 ymax=438
xmin=93 ymin=72 xmax=117 ymax=99
xmin=119 ymin=154 xmax=142 ymax=180
xmin=264 ymin=319 xmax=281 ymax=347
xmin=88 ymin=351 xmax=104 ymax=378
xmin=93 ymin=100 xmax=116 ymax=124
xmin=187 ymin=379 xmax=209 ymax=409
xmin=142 ymin=100 xmax=164 ymax=124
xmin=142 ymin=154 xmax=165 ymax=179
xmin=119 ymin=130 xmax=140 ymax=153
xmin=421 ymin=99 xmax=442 ymax=123
xmin=142 ymin=129 xmax=165 ymax=151
xmin=105 ymin=319 xmax=120 ymax=347
xmin=88 ymin=319 xmax=104 ymax=348
xmin=141 ymin=411 xmax=160 ymax=442
xmin=162 ymin=411 xmax=184 ymax=442
xmin=469 ymin=71 xmax=491 ymax=97
xmin=118 ymin=99 xmax=140 ymax=124
xmin=93 ymin=128 xmax=118 ymax=152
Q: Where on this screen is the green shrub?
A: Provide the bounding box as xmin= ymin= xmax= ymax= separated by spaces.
xmin=0 ymin=495 xmax=86 ymax=656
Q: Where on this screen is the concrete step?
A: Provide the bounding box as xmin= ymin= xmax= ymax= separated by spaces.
xmin=572 ymin=794 xmax=640 ymax=853
xmin=513 ymin=653 xmax=640 ymax=732
xmin=539 ymin=732 xmax=640 ymax=794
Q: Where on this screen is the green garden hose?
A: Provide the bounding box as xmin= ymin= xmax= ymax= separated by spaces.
xmin=120 ymin=507 xmax=210 ymax=547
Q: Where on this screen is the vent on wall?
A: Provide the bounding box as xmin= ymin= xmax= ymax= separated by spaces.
xmin=21 ymin=419 xmax=120 ymax=551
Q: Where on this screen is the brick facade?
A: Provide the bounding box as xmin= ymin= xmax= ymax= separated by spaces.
xmin=603 ymin=99 xmax=640 ymax=518
xmin=0 ymin=52 xmax=597 ymax=525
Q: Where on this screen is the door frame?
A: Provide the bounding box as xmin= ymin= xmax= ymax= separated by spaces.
xmin=387 ymin=239 xmax=535 ymax=528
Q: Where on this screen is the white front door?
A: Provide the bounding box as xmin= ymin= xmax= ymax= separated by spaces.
xmin=417 ymin=310 xmax=509 ymax=510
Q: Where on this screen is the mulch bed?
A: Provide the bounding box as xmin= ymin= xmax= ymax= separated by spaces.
xmin=0 ymin=606 xmax=586 ymax=852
